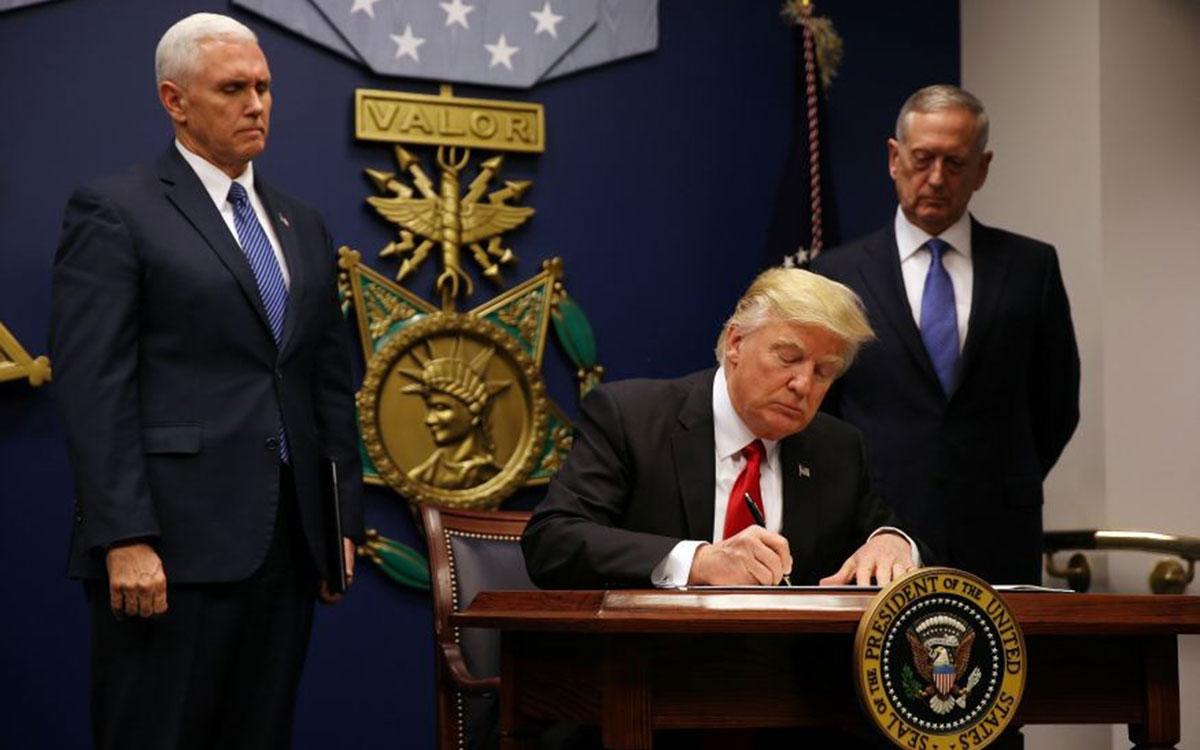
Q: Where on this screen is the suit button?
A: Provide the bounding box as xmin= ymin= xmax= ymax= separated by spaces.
xmin=275 ymin=369 xmax=283 ymax=381
xmin=75 ymin=513 xmax=83 ymax=525
xmin=265 ymin=437 xmax=280 ymax=451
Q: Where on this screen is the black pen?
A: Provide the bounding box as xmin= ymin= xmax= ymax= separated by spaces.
xmin=743 ymin=492 xmax=793 ymax=586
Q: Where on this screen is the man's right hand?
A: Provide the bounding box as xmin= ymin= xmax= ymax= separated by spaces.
xmin=687 ymin=526 xmax=793 ymax=586
xmin=105 ymin=542 xmax=168 ymax=618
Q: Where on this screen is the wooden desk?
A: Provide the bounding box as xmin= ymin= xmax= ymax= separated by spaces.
xmin=455 ymin=590 xmax=1200 ymax=749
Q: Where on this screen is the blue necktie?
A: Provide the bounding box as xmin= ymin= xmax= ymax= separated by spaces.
xmin=228 ymin=181 xmax=290 ymax=462
xmin=919 ymin=238 xmax=959 ymax=395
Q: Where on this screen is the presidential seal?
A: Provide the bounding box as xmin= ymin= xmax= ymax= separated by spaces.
xmin=854 ymin=568 xmax=1026 ymax=750
xmin=358 ymin=312 xmax=547 ymax=509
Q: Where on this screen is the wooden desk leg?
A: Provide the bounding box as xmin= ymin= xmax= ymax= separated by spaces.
xmin=499 ymin=634 xmax=539 ymax=750
xmin=1128 ymin=635 xmax=1180 ymax=750
xmin=602 ymin=636 xmax=653 ymax=750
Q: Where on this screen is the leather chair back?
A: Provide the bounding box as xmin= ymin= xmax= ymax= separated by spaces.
xmin=421 ymin=505 xmax=533 ymax=750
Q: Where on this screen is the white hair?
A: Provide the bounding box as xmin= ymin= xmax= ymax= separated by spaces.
xmin=155 ymin=13 xmax=258 ymax=86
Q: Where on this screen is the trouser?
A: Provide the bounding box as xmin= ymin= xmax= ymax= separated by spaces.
xmin=87 ymin=465 xmax=316 ymax=750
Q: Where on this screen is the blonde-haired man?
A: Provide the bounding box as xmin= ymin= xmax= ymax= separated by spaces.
xmin=523 ymin=268 xmax=927 ymax=589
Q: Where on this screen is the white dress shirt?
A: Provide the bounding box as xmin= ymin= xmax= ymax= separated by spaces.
xmin=894 ymin=207 xmax=972 ymax=350
xmin=650 ymin=368 xmax=918 ymax=587
xmin=175 ymin=140 xmax=290 ymax=288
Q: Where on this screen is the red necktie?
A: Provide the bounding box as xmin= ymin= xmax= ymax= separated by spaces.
xmin=722 ymin=439 xmax=766 ymax=540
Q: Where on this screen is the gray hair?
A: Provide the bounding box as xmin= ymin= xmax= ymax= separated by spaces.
xmin=155 ymin=13 xmax=258 ymax=86
xmin=714 ymin=268 xmax=875 ymax=374
xmin=895 ymin=84 xmax=989 ymax=152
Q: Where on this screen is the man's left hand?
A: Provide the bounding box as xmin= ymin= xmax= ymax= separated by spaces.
xmin=318 ymin=537 xmax=357 ymax=603
xmin=819 ymin=532 xmax=915 ymax=587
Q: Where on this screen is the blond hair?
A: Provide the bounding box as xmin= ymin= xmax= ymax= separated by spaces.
xmin=715 ymin=268 xmax=874 ymax=373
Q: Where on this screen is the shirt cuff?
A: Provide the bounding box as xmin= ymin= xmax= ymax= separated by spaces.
xmin=651 ymin=540 xmax=708 ymax=588
xmin=868 ymin=526 xmax=922 ymax=567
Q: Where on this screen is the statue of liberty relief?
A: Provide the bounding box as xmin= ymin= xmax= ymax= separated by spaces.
xmin=398 ymin=338 xmax=511 ymax=490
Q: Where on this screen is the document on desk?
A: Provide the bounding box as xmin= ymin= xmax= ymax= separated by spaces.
xmin=675 ymin=585 xmax=881 ymax=592
xmin=675 ymin=584 xmax=1076 ymax=593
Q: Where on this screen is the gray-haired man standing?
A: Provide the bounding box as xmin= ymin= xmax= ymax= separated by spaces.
xmin=811 ymin=85 xmax=1080 ymax=586
xmin=50 ymin=13 xmax=363 ymax=747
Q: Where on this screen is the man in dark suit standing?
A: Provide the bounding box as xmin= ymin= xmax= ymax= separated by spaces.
xmin=523 ymin=268 xmax=927 ymax=589
xmin=49 ymin=13 xmax=363 ymax=748
xmin=810 ymin=85 xmax=1080 ymax=585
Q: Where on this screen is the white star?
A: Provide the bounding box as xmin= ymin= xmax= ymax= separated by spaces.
xmin=530 ymin=2 xmax=564 ymax=38
xmin=439 ymin=0 xmax=474 ymax=29
xmin=350 ymin=0 xmax=381 ymax=19
xmin=390 ymin=25 xmax=426 ymax=62
xmin=484 ymin=34 xmax=519 ymax=70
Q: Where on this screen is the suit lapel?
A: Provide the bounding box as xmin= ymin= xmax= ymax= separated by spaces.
xmin=956 ymin=219 xmax=1012 ymax=392
xmin=157 ymin=147 xmax=276 ymax=342
xmin=854 ymin=227 xmax=941 ymax=387
xmin=779 ymin=432 xmax=819 ymax=568
xmin=256 ymin=181 xmax=305 ymax=358
xmin=670 ymin=370 xmax=717 ymax=542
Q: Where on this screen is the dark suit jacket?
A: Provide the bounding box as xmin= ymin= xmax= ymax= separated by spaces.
xmin=50 ymin=145 xmax=364 ymax=583
xmin=810 ymin=217 xmax=1080 ymax=584
xmin=521 ymin=369 xmax=928 ymax=588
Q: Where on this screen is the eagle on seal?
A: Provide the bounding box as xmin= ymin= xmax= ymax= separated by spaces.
xmin=906 ymin=626 xmax=978 ymax=714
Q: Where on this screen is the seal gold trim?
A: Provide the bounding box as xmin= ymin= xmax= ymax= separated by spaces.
xmin=854 ymin=567 xmax=1026 ymax=750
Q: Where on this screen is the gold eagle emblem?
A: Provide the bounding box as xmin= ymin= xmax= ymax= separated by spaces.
xmin=366 ymin=145 xmax=533 ymax=307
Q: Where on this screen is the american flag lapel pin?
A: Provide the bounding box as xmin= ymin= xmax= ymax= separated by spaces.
xmin=798 ymin=464 xmax=811 ymax=479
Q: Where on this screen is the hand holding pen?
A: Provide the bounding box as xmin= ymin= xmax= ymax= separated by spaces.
xmin=743 ymin=493 xmax=793 ymax=587
xmin=686 ymin=503 xmax=793 ymax=587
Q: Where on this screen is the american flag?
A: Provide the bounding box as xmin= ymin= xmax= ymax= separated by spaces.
xmin=765 ymin=0 xmax=841 ymax=269
xmin=234 ymin=0 xmax=659 ymax=89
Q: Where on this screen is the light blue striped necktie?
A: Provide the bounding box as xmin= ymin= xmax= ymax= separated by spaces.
xmin=919 ymin=238 xmax=959 ymax=395
xmin=228 ymin=181 xmax=290 ymax=461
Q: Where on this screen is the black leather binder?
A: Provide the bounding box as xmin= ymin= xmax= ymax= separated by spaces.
xmin=321 ymin=458 xmax=348 ymax=594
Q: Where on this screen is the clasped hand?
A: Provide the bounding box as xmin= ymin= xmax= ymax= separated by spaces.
xmin=687 ymin=528 xmax=915 ymax=587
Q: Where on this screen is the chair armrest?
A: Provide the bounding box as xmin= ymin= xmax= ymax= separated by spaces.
xmin=440 ymin=643 xmax=500 ymax=693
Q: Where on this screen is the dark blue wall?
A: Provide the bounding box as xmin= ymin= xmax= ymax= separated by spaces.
xmin=0 ymin=1 xmax=957 ymax=746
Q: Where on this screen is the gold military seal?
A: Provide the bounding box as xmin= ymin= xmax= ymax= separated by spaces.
xmin=358 ymin=312 xmax=547 ymax=508
xmin=854 ymin=568 xmax=1027 ymax=750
